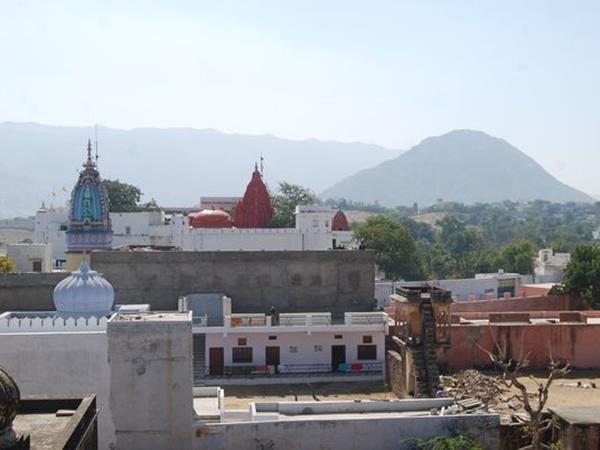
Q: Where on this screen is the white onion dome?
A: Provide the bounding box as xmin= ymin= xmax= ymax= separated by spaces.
xmin=53 ymin=261 xmax=114 ymax=316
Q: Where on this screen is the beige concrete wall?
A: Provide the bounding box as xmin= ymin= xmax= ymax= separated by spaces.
xmin=108 ymin=314 xmax=193 ymax=450
xmin=0 ymin=332 xmax=115 ymax=449
xmin=194 ymin=414 xmax=500 ymax=450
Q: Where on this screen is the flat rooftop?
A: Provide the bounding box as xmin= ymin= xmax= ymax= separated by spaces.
xmin=550 ymin=406 xmax=600 ymax=425
xmin=13 ymin=412 xmax=72 ymax=450
xmin=12 ymin=396 xmax=96 ymax=450
xmin=111 ymin=311 xmax=190 ymax=322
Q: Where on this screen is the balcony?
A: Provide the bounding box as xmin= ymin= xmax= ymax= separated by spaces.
xmin=191 ymin=311 xmax=389 ymax=333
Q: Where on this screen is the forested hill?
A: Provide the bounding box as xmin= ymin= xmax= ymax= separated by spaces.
xmin=322 ymin=130 xmax=593 ymax=207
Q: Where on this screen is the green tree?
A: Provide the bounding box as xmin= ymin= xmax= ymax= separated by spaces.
xmin=0 ymin=256 xmax=16 ymax=273
xmin=269 ymin=182 xmax=318 ymax=228
xmin=557 ymin=244 xmax=600 ymax=308
xmin=497 ymin=239 xmax=536 ymax=274
xmin=354 ymin=215 xmax=421 ymax=280
xmin=425 ymin=244 xmax=456 ymax=279
xmin=104 ymin=179 xmax=142 ymax=212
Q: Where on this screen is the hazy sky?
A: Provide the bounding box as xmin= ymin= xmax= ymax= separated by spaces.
xmin=1 ymin=0 xmax=599 ymax=196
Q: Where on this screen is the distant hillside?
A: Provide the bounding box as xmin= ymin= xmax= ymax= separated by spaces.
xmin=0 ymin=122 xmax=398 ymax=218
xmin=321 ymin=130 xmax=593 ymax=207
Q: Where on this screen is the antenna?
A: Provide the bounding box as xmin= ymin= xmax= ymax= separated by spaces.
xmin=94 ymin=124 xmax=99 ymax=163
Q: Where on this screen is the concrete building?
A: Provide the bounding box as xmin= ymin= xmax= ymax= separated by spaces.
xmin=33 ymin=205 xmax=68 ymax=266
xmin=401 ymin=271 xmax=530 ymax=302
xmin=182 ymin=295 xmax=388 ymax=385
xmin=534 ymin=248 xmax=571 ymax=283
xmin=6 ymin=243 xmax=53 ymax=273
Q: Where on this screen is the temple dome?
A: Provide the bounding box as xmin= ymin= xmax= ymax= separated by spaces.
xmin=53 ymin=261 xmax=114 ymax=316
xmin=189 ymin=209 xmax=234 ymax=228
xmin=332 ymin=210 xmax=350 ymax=231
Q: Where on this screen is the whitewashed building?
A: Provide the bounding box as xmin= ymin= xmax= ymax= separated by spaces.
xmin=534 ymin=248 xmax=571 ymax=283
xmin=6 ymin=242 xmax=53 ymax=272
xmin=33 ymin=205 xmax=353 ymax=264
xmin=181 ymin=295 xmax=388 ymax=385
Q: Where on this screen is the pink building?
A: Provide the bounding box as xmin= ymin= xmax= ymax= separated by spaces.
xmin=191 ymin=311 xmax=389 ymax=384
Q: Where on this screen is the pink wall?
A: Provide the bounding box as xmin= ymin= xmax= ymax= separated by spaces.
xmin=438 ymin=324 xmax=600 ymax=369
xmin=450 ymin=294 xmax=586 ymax=314
xmin=518 ymin=285 xmax=553 ymax=297
xmin=452 ymin=310 xmax=600 ymax=321
xmin=204 ymin=330 xmax=385 ymax=368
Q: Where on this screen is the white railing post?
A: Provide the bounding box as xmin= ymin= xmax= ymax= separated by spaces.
xmin=224 ymin=315 xmax=230 ymax=337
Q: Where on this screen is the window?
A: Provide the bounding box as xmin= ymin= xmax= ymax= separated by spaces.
xmin=312 ymin=219 xmax=319 ymax=228
xmin=334 ymin=334 xmax=343 ymax=340
xmin=289 ymin=346 xmax=298 ymax=353
xmin=357 ymin=345 xmax=377 ymax=360
xmin=268 ymin=335 xmax=277 ymax=341
xmin=314 ymin=345 xmax=323 ymax=352
xmin=125 ymin=225 xmax=131 ymax=235
xmin=31 ymin=260 xmax=42 ymax=272
xmin=232 ymin=347 xmax=253 ymax=363
xmin=237 ymin=338 xmax=247 ymax=346
xmin=362 ymin=336 xmax=373 ymax=344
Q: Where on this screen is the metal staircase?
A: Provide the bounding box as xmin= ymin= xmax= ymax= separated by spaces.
xmin=192 ymin=333 xmax=207 ymax=385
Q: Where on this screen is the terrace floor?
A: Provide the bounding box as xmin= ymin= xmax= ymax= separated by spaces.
xmin=222 ymin=380 xmax=393 ymax=410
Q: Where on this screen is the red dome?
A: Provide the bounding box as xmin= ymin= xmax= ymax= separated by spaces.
xmin=331 ymin=210 xmax=350 ymax=231
xmin=234 ymin=166 xmax=273 ymax=228
xmin=189 ymin=209 xmax=234 ymax=228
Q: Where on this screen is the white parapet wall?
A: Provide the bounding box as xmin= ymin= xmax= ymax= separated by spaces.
xmin=0 ymin=313 xmax=109 ymax=332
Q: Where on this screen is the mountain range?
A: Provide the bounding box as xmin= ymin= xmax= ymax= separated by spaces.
xmin=0 ymin=122 xmax=397 ymax=218
xmin=0 ymin=124 xmax=592 ymax=218
xmin=321 ymin=129 xmax=593 ymax=207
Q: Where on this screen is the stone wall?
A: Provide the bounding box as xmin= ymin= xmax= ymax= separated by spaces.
xmin=92 ymin=250 xmax=375 ymax=315
xmin=0 ymin=272 xmax=68 ymax=313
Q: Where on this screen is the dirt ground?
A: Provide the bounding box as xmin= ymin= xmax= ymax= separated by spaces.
xmin=514 ymin=369 xmax=600 ymax=410
xmin=223 ymin=381 xmax=393 ymax=410
xmin=223 ymin=370 xmax=600 ymax=411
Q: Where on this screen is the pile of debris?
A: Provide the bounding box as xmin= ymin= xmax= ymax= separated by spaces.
xmin=440 ymin=370 xmax=508 ymax=406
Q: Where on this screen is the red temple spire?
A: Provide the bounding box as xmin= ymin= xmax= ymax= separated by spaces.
xmin=234 ymin=165 xmax=273 ymax=228
xmin=332 ymin=210 xmax=350 ymax=231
